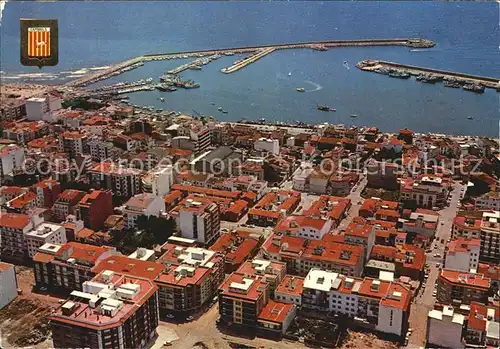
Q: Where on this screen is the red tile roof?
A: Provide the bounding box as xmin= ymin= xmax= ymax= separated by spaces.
xmin=440 ymin=269 xmax=490 ymax=290
xmin=92 ymin=255 xmax=164 ymax=280
xmin=8 ymin=191 xmax=36 ymax=209
xmin=0 ymin=212 xmax=30 ymax=229
xmin=275 ymin=275 xmax=304 ymax=297
xmin=447 ymin=237 xmax=480 ymax=253
xmin=226 ymin=239 xmax=259 ymax=266
xmin=345 ymin=222 xmax=372 ymax=238
xmin=258 ymin=300 xmax=294 ymax=324
xmin=219 ymin=272 xmax=268 ymax=301
xmin=380 ymin=282 xmax=411 ymax=311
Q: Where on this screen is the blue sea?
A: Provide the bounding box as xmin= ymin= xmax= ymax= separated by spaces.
xmin=1 ymin=1 xmax=499 ymax=136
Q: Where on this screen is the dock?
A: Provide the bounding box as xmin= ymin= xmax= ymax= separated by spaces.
xmin=221 ymin=47 xmax=275 ymax=74
xmin=64 ymin=38 xmax=435 ymax=87
xmin=356 ymin=60 xmax=500 ymax=92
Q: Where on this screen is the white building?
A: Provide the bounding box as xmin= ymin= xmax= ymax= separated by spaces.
xmin=475 ymin=192 xmax=500 ymax=211
xmin=26 ymin=95 xmax=61 ymax=122
xmin=292 ymin=166 xmax=314 ymax=192
xmin=128 ymin=247 xmax=155 ymax=261
xmin=427 ymin=306 xmax=465 ymax=348
xmin=254 ymin=138 xmax=279 ymax=155
xmin=301 ymin=269 xmax=411 ymax=336
xmin=178 ymin=197 xmax=220 ymax=245
xmin=150 ymin=165 xmax=174 ymax=197
xmin=0 ymin=262 xmax=18 ymax=309
xmin=0 ymin=144 xmax=25 ymax=181
xmin=275 ymin=215 xmax=333 ymax=241
xmin=122 ymin=193 xmax=164 ymax=229
xmin=24 ymin=222 xmax=67 ymax=258
xmin=88 ymin=139 xmax=118 ymax=161
xmin=444 ymin=237 xmax=480 ymax=273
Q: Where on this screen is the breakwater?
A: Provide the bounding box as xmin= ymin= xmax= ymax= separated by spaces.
xmin=64 ymin=38 xmax=434 ymax=87
xmin=357 ymin=60 xmax=500 ymax=93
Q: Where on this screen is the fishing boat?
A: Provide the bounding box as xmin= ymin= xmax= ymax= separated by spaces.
xmin=467 ymin=116 xmax=474 ymax=120
xmin=317 ymin=105 xmax=330 ymax=111
xmin=217 ymin=107 xmax=223 ymax=111
xmin=222 ymin=110 xmax=228 ymax=114
xmin=350 ymin=114 xmax=358 ymax=118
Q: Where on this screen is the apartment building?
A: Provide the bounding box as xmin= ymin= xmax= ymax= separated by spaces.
xmin=0 ymin=212 xmax=34 ymax=263
xmin=34 ymin=179 xmax=61 ymax=208
xmin=190 ymin=125 xmax=211 ymax=154
xmin=301 ymin=269 xmax=411 ymax=336
xmin=427 ymin=306 xmax=466 ymax=349
xmin=122 ymin=193 xmax=164 ymax=229
xmin=0 ymin=144 xmax=25 ymax=183
xmin=275 ymin=275 xmax=304 ymax=306
xmin=452 ymin=212 xmax=500 ymax=264
xmin=24 ymin=222 xmax=66 ymax=258
xmin=368 ymin=244 xmax=426 ymax=280
xmin=76 ymin=190 xmax=113 ymax=231
xmin=52 ymin=189 xmax=86 ymax=221
xmin=444 ymin=238 xmax=480 ymax=273
xmin=436 ymin=269 xmax=491 ymax=305
xmin=58 ymin=131 xmax=88 ymax=158
xmin=156 ymin=244 xmax=224 ymax=315
xmin=32 ymin=242 xmax=117 ymax=294
xmin=49 ymin=270 xmax=159 ymax=349
xmin=0 ymin=262 xmax=18 ymax=309
xmin=236 ymin=259 xmax=286 ymax=298
xmin=465 ymin=302 xmax=500 ymax=347
xmin=247 ymin=190 xmax=301 ymax=227
xmin=176 ymin=196 xmax=220 ymax=245
xmin=400 ymin=176 xmax=449 ymax=209
xmin=474 ymin=191 xmax=500 ymax=211
xmin=218 ymin=272 xmax=270 ymax=329
xmin=87 ymin=162 xmax=142 ymax=198
xmin=262 ymin=233 xmax=364 ymax=277
xmin=479 ymin=211 xmax=500 ymax=264
xmin=88 ymin=139 xmax=120 ymax=161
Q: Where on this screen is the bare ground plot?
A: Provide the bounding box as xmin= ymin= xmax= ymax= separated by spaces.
xmin=339 ymin=330 xmax=401 ymax=349
xmin=0 ymin=266 xmax=62 ymax=348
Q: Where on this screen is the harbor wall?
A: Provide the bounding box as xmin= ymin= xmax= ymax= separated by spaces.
xmin=377 ymin=61 xmax=500 ymax=83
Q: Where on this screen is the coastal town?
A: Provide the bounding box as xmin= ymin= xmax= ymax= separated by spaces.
xmin=0 ymin=80 xmax=499 ymax=349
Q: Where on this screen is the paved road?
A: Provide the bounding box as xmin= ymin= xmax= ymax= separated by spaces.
xmin=337 ymin=175 xmax=368 ymax=231
xmin=406 ymin=181 xmax=465 ymax=348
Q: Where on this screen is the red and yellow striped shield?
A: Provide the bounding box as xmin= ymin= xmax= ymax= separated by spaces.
xmin=28 ymin=27 xmax=51 ymax=57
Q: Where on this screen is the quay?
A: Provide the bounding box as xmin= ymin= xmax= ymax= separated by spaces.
xmin=64 ymin=38 xmax=434 ymax=87
xmin=357 ymin=60 xmax=500 ymax=92
xmin=221 ymin=47 xmax=275 ymax=74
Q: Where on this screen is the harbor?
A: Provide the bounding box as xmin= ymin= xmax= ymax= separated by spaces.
xmin=64 ymin=38 xmax=435 ymax=87
xmin=356 ymin=60 xmax=500 ymax=93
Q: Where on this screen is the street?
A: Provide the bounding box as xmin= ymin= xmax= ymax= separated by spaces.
xmin=407 ymin=181 xmax=465 ymax=348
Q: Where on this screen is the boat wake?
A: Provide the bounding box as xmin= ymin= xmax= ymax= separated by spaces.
xmin=305 ymin=80 xmax=323 ymax=92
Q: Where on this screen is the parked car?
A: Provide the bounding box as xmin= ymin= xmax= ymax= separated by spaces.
xmin=186 ymin=315 xmax=194 ymax=321
xmin=165 ymin=314 xmax=175 ymax=319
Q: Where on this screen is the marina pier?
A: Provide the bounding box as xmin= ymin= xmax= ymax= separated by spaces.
xmin=64 ymin=38 xmax=434 ymax=87
xmin=221 ymin=47 xmax=276 ymax=74
xmin=357 ymin=60 xmax=500 ymax=92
